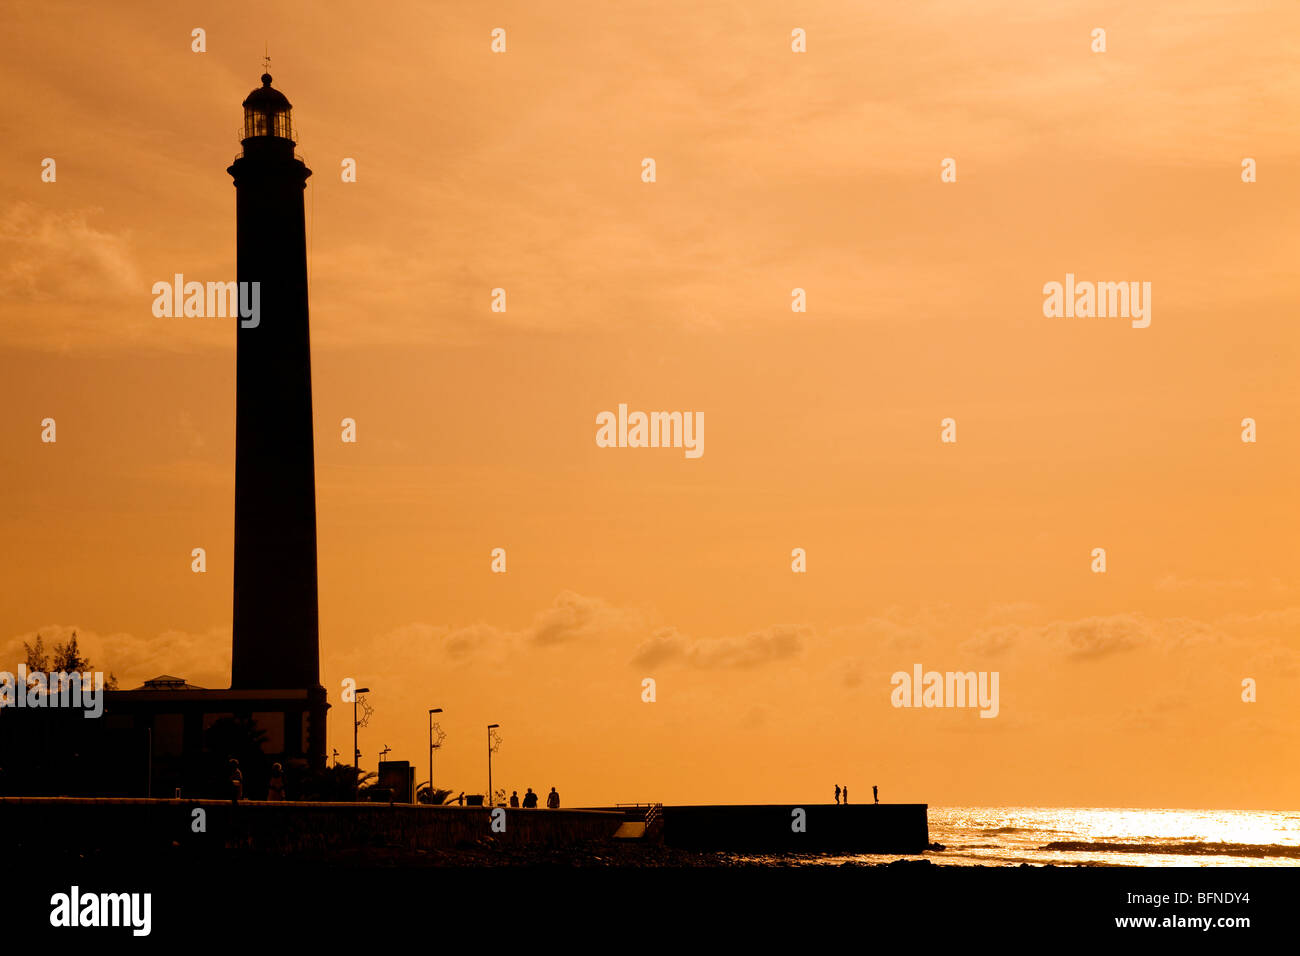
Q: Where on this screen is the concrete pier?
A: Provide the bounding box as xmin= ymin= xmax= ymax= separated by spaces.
xmin=660 ymin=803 xmax=929 ymax=852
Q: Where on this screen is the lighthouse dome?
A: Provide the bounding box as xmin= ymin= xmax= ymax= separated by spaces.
xmin=241 ymin=74 xmax=294 ymax=141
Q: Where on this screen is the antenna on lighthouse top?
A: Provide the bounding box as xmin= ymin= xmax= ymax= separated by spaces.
xmin=262 ymin=44 xmax=271 ymax=75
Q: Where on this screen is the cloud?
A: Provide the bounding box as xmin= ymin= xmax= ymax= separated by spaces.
xmin=368 ymin=621 xmax=504 ymax=665
xmin=630 ymin=624 xmax=808 ymax=670
xmin=0 ymin=202 xmax=140 ymax=303
xmin=360 ymin=592 xmax=638 ymax=668
xmin=963 ymin=624 xmax=1021 ymax=658
xmin=1215 ymin=607 xmax=1300 ymax=639
xmin=965 ymin=613 xmax=1240 ymax=660
xmin=629 ymin=627 xmax=685 ymax=669
xmin=444 ymin=622 xmax=498 ymax=660
xmin=1041 ymin=615 xmax=1148 ymax=660
xmin=528 ymin=590 xmax=628 ymax=647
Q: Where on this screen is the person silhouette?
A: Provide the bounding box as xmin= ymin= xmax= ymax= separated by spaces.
xmin=834 ymin=784 xmax=840 ymax=805
xmin=522 ymin=787 xmax=538 ymax=808
xmin=267 ymin=762 xmax=285 ymax=801
xmin=873 ymin=785 xmax=878 ymax=804
xmin=510 ymin=790 xmax=520 ymax=808
xmin=546 ymin=787 xmax=560 ymax=809
xmin=843 ymin=785 xmax=848 ymax=805
xmin=228 ymin=758 xmax=243 ymax=803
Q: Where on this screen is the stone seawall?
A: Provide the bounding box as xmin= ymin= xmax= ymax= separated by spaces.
xmin=0 ymin=797 xmax=623 ymax=852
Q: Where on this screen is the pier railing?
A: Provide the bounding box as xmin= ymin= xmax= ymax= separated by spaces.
xmin=644 ymin=803 xmax=664 ymax=840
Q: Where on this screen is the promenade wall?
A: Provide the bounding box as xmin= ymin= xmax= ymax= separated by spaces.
xmin=0 ymin=797 xmax=622 ymax=852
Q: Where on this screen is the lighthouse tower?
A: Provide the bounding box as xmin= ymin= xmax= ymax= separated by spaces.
xmin=25 ymin=74 xmax=333 ymax=795
xmin=227 ymin=73 xmax=328 ymax=763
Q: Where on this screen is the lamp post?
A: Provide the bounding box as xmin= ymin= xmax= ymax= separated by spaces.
xmin=353 ymin=687 xmax=370 ymax=798
xmin=487 ymin=724 xmax=501 ymax=807
xmin=428 ymin=708 xmax=443 ymax=804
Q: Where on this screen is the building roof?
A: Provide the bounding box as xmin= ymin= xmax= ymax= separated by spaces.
xmin=134 ymin=675 xmax=207 ymax=691
xmin=242 ymin=74 xmax=292 ymax=111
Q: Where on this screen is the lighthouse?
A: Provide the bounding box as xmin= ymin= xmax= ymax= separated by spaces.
xmin=225 ymin=72 xmax=328 ymax=763
xmin=75 ymin=74 xmax=332 ymax=783
xmin=8 ymin=73 xmax=332 ymax=796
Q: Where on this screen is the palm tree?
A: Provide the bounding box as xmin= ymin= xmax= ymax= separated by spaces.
xmin=416 ymin=782 xmax=454 ymax=805
xmin=295 ymin=764 xmax=376 ymax=801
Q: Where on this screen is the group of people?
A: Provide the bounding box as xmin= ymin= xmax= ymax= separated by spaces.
xmin=508 ymin=787 xmax=560 ymax=808
xmin=226 ymin=758 xmax=286 ymax=802
xmin=834 ymin=784 xmax=879 ymax=804
xmin=225 ymin=757 xmax=567 ymax=808
xmin=454 ymin=787 xmax=561 ymax=808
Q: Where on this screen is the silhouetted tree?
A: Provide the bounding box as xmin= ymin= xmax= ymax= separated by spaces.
xmin=22 ymin=636 xmax=49 ymax=686
xmin=51 ymin=634 xmax=90 ymax=673
xmin=416 ymin=782 xmax=454 ymax=805
xmin=294 ymin=764 xmax=376 ymax=801
xmin=19 ymin=632 xmax=116 ymax=688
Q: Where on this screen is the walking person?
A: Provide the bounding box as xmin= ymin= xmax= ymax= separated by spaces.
xmin=522 ymin=787 xmax=538 ymax=808
xmin=510 ymin=790 xmax=520 ymax=808
xmin=546 ymin=787 xmax=560 ymax=809
xmin=873 ymin=785 xmax=878 ymax=804
xmin=843 ymin=785 xmax=848 ymax=805
xmin=834 ymin=784 xmax=840 ymax=805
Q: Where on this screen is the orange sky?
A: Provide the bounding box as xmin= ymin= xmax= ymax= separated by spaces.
xmin=1 ymin=0 xmax=1297 ymax=808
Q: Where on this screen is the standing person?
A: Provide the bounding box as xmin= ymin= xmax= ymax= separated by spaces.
xmin=522 ymin=787 xmax=537 ymax=808
xmin=834 ymin=784 xmax=841 ymax=805
xmin=843 ymin=785 xmax=848 ymax=805
xmin=546 ymin=787 xmax=560 ymax=809
xmin=510 ymin=790 xmax=520 ymax=808
xmin=228 ymin=758 xmax=243 ymax=804
xmin=873 ymin=785 xmax=878 ymax=804
xmin=267 ymin=762 xmax=286 ymax=801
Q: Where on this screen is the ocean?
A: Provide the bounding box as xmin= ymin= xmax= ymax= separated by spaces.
xmin=739 ymin=807 xmax=1300 ymax=867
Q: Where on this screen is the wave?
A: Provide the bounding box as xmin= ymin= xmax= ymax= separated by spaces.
xmin=1039 ymin=841 xmax=1300 ymax=859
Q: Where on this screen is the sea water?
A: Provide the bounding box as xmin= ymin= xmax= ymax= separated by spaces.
xmin=733 ymin=807 xmax=1300 ymax=867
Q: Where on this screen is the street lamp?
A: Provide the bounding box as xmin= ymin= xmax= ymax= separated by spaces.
xmin=487 ymin=724 xmax=501 ymax=807
xmin=428 ymin=708 xmax=444 ymax=804
xmin=353 ymin=687 xmax=370 ymax=798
